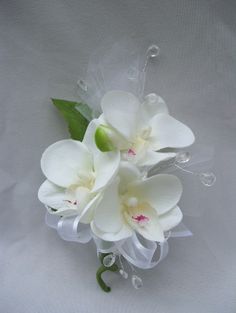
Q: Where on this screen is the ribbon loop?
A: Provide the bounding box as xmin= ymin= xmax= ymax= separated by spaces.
xmin=57 ymin=215 xmax=92 ymax=243
xmin=45 ymin=212 xmax=92 ymax=244
xmin=116 ymin=233 xmax=168 ymax=269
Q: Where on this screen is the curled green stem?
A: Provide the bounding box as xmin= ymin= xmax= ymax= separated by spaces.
xmin=96 ymin=253 xmax=119 ymax=292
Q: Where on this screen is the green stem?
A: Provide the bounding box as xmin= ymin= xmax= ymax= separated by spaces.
xmin=96 ymin=253 xmax=119 ymax=292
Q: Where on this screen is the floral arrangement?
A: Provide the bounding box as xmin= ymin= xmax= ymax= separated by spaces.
xmin=38 ymin=43 xmax=216 ymax=292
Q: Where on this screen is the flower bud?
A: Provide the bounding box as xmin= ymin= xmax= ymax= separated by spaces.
xmin=95 ymin=125 xmax=116 ymax=152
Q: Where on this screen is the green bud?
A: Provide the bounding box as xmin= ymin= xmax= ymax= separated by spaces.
xmin=95 ymin=125 xmax=116 ymax=152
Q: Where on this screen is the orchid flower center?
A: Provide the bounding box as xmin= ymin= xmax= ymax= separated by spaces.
xmin=124 ymin=126 xmax=152 ymax=161
xmin=122 ymin=196 xmax=150 ymax=228
xmin=76 ymin=171 xmax=95 ymax=189
xmin=63 ymin=171 xmax=95 ymax=211
xmin=140 ymin=126 xmax=152 ymax=140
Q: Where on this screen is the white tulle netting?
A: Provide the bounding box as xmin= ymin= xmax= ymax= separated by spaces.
xmin=76 ymin=39 xmax=149 ymax=114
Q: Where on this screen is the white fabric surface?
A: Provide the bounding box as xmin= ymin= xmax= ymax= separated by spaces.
xmin=0 ymin=1 xmax=236 ymax=312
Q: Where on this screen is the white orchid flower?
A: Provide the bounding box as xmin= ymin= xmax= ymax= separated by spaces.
xmin=91 ymin=162 xmax=183 ymax=242
xmin=90 ymin=90 xmax=195 ymax=167
xmin=38 ymin=139 xmax=120 ymax=222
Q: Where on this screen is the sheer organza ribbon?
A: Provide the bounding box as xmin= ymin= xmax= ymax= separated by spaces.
xmin=45 ymin=212 xmax=192 ymax=269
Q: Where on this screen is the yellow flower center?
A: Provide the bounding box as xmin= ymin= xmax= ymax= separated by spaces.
xmin=125 ymin=126 xmax=152 ymax=161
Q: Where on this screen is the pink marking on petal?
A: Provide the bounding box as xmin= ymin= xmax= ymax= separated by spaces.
xmin=132 ymin=214 xmax=149 ymax=224
xmin=128 ymin=148 xmax=136 ymax=156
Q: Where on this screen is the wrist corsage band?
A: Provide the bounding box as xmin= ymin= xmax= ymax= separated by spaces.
xmin=38 ymin=42 xmax=216 ymax=292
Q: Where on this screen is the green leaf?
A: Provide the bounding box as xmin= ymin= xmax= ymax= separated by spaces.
xmin=51 ymin=98 xmax=90 ymax=141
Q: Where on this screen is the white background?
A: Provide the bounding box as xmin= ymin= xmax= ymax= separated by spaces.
xmin=0 ymin=1 xmax=235 ymax=312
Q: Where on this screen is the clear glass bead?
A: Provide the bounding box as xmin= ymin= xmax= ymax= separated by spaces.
xmin=103 ymin=254 xmax=116 ymax=267
xmin=199 ymin=172 xmax=216 ymax=187
xmin=147 ymin=45 xmax=160 ymax=59
xmin=77 ymin=79 xmax=88 ymax=92
xmin=131 ymin=274 xmax=143 ymax=289
xmin=119 ymin=269 xmax=128 ymax=279
xmin=175 ymin=151 xmax=191 ymax=164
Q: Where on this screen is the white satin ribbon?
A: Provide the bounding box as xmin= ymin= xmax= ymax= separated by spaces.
xmin=45 ymin=212 xmax=192 ymax=269
xmin=45 ymin=212 xmax=92 ymax=244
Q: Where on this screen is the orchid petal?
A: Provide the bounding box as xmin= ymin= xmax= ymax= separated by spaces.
xmin=38 ymin=180 xmax=78 ymax=216
xmin=101 ymin=90 xmax=140 ymax=140
xmin=118 ymin=161 xmax=141 ymax=193
xmin=128 ymin=174 xmax=182 ymax=215
xmin=159 ymin=206 xmax=183 ymax=231
xmin=136 ymin=219 xmax=165 ymax=242
xmin=94 ymin=179 xmax=123 ymax=233
xmin=41 ymin=140 xmax=93 ymax=188
xmin=46 ymin=206 xmax=77 ymax=217
xmin=80 ymin=193 xmax=102 ymax=224
xmin=38 ymin=179 xmax=66 ymax=209
xmin=142 ymin=93 xmax=169 ymax=122
xmin=138 ymin=149 xmax=176 ymax=167
xmin=83 ymin=119 xmax=120 ymax=193
xmin=149 ymin=113 xmax=195 ymax=150
xmin=124 ymin=205 xmax=165 ymax=242
xmin=91 ymin=221 xmax=132 ymax=242
xmin=92 ymin=150 xmax=120 ymax=192
xmin=75 ymin=186 xmax=93 ymax=210
xmin=82 ymin=118 xmax=100 ymax=156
